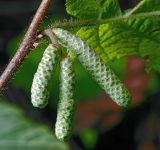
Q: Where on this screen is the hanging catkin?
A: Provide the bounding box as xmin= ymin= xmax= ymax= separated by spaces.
xmin=52 ymin=28 xmax=131 ymax=107
xmin=55 ymin=56 xmax=75 ymax=141
xmin=31 ymin=44 xmax=59 ymax=108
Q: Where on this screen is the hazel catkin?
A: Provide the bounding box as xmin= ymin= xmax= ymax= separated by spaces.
xmin=55 ymin=56 xmax=75 ymax=141
xmin=31 ymin=44 xmax=59 ymax=108
xmin=53 ymin=28 xmax=131 ymax=107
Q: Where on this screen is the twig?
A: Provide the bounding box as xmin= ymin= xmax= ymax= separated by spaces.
xmin=43 ymin=29 xmax=61 ymax=48
xmin=0 ymin=0 xmax=51 ymax=91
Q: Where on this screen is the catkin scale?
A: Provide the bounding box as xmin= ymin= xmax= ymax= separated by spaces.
xmin=55 ymin=57 xmax=75 ymax=141
xmin=31 ymin=44 xmax=58 ymax=108
xmin=53 ymin=28 xmax=131 ymax=107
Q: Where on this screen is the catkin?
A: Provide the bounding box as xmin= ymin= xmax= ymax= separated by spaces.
xmin=52 ymin=28 xmax=131 ymax=107
xmin=55 ymin=56 xmax=75 ymax=141
xmin=31 ymin=44 xmax=59 ymax=108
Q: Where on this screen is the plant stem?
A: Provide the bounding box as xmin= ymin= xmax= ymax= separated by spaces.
xmin=52 ymin=11 xmax=160 ymax=29
xmin=0 ymin=0 xmax=51 ymax=91
xmin=43 ymin=29 xmax=61 ymax=48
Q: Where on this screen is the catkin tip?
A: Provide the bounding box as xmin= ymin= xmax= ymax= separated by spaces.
xmin=32 ymin=100 xmax=48 ymax=109
xmin=118 ymin=95 xmax=132 ymax=107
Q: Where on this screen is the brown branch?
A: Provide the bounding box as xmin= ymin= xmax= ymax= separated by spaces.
xmin=43 ymin=29 xmax=61 ymax=48
xmin=0 ymin=0 xmax=51 ymax=91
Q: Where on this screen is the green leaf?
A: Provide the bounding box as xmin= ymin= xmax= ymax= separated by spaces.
xmin=78 ymin=19 xmax=160 ymax=71
xmin=66 ymin=0 xmax=121 ymax=19
xmin=69 ymin=0 xmax=124 ymax=67
xmin=74 ymin=0 xmax=160 ymax=71
xmin=0 ymin=101 xmax=69 ymax=150
xmin=66 ymin=0 xmax=124 ymax=66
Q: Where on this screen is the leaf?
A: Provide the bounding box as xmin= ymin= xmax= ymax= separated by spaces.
xmin=73 ymin=0 xmax=160 ymax=71
xmin=67 ymin=0 xmax=123 ymax=64
xmin=0 ymin=101 xmax=69 ymax=150
xmin=68 ymin=0 xmax=124 ymax=66
xmin=66 ymin=0 xmax=98 ymax=19
xmin=66 ymin=0 xmax=121 ymax=19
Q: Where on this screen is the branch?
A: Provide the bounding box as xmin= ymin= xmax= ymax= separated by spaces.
xmin=43 ymin=29 xmax=61 ymax=48
xmin=0 ymin=0 xmax=51 ymax=91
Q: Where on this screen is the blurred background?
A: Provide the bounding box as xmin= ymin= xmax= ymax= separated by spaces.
xmin=0 ymin=0 xmax=160 ymax=150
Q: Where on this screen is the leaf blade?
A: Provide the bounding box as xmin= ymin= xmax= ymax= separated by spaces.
xmin=66 ymin=0 xmax=122 ymax=19
xmin=0 ymin=101 xmax=69 ymax=150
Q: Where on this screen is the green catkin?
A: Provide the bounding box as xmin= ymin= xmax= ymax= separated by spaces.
xmin=53 ymin=28 xmax=131 ymax=107
xmin=31 ymin=44 xmax=59 ymax=109
xmin=55 ymin=56 xmax=75 ymax=141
